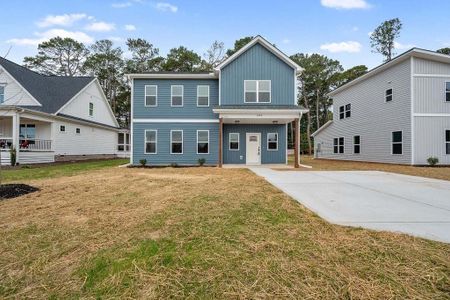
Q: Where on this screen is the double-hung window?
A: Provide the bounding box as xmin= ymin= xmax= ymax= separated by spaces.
xmin=229 ymin=133 xmax=239 ymax=150
xmin=446 ymin=130 xmax=450 ymax=155
xmin=171 ymin=130 xmax=183 ymax=154
xmin=197 ymin=85 xmax=209 ymax=107
xmin=386 ymin=88 xmax=393 ymax=102
xmin=244 ymin=80 xmax=271 ymax=103
xmin=197 ymin=130 xmax=209 ymax=154
xmin=171 ymin=85 xmax=183 ymax=107
xmin=392 ymin=131 xmax=403 ymax=155
xmin=333 ymin=137 xmax=344 ymax=154
xmin=267 ymin=133 xmax=278 ymax=151
xmin=446 ymin=82 xmax=450 ymax=102
xmin=89 ymin=102 xmax=94 ymax=117
xmin=339 ymin=104 xmax=351 ymax=119
xmin=0 ymin=86 xmax=4 ymax=103
xmin=145 ymin=130 xmax=157 ymax=154
xmin=353 ymin=135 xmax=361 ymax=154
xmin=145 ymin=85 xmax=157 ymax=106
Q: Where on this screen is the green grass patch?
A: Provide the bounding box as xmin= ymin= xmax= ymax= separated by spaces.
xmin=1 ymin=159 xmax=127 ymax=182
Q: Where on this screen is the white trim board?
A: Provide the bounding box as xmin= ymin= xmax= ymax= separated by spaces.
xmin=413 ymin=113 xmax=450 ymax=117
xmin=127 ymin=73 xmax=217 ymax=79
xmin=413 ymin=74 xmax=450 ymax=78
xmin=132 ymin=118 xmax=220 ymax=123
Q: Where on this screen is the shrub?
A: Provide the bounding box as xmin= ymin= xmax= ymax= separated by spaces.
xmin=10 ymin=147 xmax=16 ymax=166
xmin=198 ymin=158 xmax=206 ymax=166
xmin=170 ymin=162 xmax=178 ymax=168
xmin=427 ymin=156 xmax=439 ymax=167
xmin=139 ymin=159 xmax=147 ymax=167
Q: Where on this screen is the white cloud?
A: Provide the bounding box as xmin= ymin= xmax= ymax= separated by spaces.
xmin=108 ymin=36 xmax=124 ymax=42
xmin=282 ymin=38 xmax=291 ymax=44
xmin=394 ymin=41 xmax=415 ymax=50
xmin=37 ymin=13 xmax=89 ymax=28
xmin=112 ymin=2 xmax=132 ymax=8
xmin=320 ymin=41 xmax=362 ymax=53
xmin=321 ymin=0 xmax=371 ymax=9
xmin=124 ymin=24 xmax=136 ymax=31
xmin=155 ymin=2 xmax=178 ymax=12
xmin=7 ymin=29 xmax=94 ymax=46
xmin=85 ymin=22 xmax=116 ymax=32
xmin=351 ymin=26 xmax=359 ymax=32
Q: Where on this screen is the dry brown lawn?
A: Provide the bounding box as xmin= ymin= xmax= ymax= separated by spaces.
xmin=290 ymin=155 xmax=450 ymax=181
xmin=0 ymin=166 xmax=449 ymax=299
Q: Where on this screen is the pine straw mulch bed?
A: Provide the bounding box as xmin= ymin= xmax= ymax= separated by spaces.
xmin=0 ymin=167 xmax=449 ymax=299
xmin=0 ymin=184 xmax=39 ymax=200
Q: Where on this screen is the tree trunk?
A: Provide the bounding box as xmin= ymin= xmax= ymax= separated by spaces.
xmin=302 ymin=93 xmax=312 ymax=155
xmin=315 ymin=88 xmax=320 ymax=131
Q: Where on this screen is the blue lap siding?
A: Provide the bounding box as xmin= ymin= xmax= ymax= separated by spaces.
xmin=133 ymin=123 xmax=219 ymax=165
xmin=223 ymin=124 xmax=286 ymax=164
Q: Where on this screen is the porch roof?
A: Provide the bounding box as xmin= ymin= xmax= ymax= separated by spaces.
xmin=213 ymin=105 xmax=308 ymax=124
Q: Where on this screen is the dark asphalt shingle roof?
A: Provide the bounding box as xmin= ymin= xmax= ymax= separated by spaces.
xmin=0 ymin=57 xmax=95 ymax=113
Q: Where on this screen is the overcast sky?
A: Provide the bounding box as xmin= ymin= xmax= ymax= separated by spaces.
xmin=1 ymin=0 xmax=449 ymax=70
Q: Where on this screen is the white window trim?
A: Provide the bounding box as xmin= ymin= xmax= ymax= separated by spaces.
xmin=196 ymin=130 xmax=209 ymax=154
xmin=339 ymin=104 xmax=351 ymax=119
xmin=76 ymin=128 xmax=81 ymax=135
xmin=244 ymin=80 xmax=271 ymax=103
xmin=144 ymin=129 xmax=157 ymax=154
xmin=445 ymin=129 xmax=450 ymax=155
xmin=59 ymin=125 xmax=66 ymax=133
xmin=385 ymin=88 xmax=394 ymax=103
xmin=267 ymin=132 xmax=278 ymax=151
xmin=391 ymin=130 xmax=403 ymax=155
xmin=197 ymin=85 xmax=210 ymax=107
xmin=353 ymin=135 xmax=361 ymax=154
xmin=229 ymin=133 xmax=240 ymax=151
xmin=144 ymin=85 xmax=158 ymax=107
xmin=0 ymin=85 xmax=4 ymax=103
xmin=445 ymin=82 xmax=450 ymax=103
xmin=89 ymin=102 xmax=94 ymax=117
xmin=171 ymin=85 xmax=184 ymax=107
xmin=334 ymin=137 xmax=344 ymax=154
xmin=170 ymin=130 xmax=183 ymax=154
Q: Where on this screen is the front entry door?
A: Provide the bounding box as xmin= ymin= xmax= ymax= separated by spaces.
xmin=246 ymin=133 xmax=261 ymax=165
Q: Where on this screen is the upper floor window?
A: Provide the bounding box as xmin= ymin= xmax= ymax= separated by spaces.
xmin=60 ymin=125 xmax=66 ymax=133
xmin=244 ymin=80 xmax=271 ymax=103
xmin=353 ymin=135 xmax=361 ymax=154
xmin=89 ymin=102 xmax=94 ymax=117
xmin=446 ymin=130 xmax=450 ymax=155
xmin=386 ymin=88 xmax=393 ymax=102
xmin=197 ymin=130 xmax=209 ymax=154
xmin=392 ymin=131 xmax=402 ymax=155
xmin=267 ymin=133 xmax=278 ymax=151
xmin=171 ymin=85 xmax=183 ymax=107
xmin=197 ymin=85 xmax=209 ymax=107
xmin=0 ymin=86 xmax=4 ymax=103
xmin=339 ymin=104 xmax=351 ymax=119
xmin=170 ymin=130 xmax=183 ymax=154
xmin=446 ymin=82 xmax=450 ymax=102
xmin=333 ymin=137 xmax=344 ymax=154
xmin=76 ymin=128 xmax=81 ymax=134
xmin=145 ymin=85 xmax=157 ymax=107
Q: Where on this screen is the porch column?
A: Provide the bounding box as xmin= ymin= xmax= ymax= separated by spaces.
xmin=218 ymin=117 xmax=223 ymax=167
xmin=294 ymin=118 xmax=300 ymax=168
xmin=12 ymin=112 xmax=20 ymax=164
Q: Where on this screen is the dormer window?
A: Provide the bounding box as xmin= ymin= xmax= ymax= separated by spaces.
xmin=244 ymin=80 xmax=271 ymax=103
xmin=386 ymin=88 xmax=393 ymax=102
xmin=0 ymin=86 xmax=4 ymax=103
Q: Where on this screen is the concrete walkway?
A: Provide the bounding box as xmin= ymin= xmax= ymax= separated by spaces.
xmin=251 ymin=168 xmax=450 ymax=243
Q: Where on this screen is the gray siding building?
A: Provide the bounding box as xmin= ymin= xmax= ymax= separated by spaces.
xmin=313 ymin=48 xmax=450 ymax=165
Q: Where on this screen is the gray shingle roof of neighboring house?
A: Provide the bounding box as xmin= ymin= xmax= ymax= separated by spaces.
xmin=0 ymin=57 xmax=95 ymax=114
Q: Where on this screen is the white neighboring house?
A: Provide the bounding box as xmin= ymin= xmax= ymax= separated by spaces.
xmin=0 ymin=57 xmax=130 ymax=165
xmin=313 ymin=48 xmax=450 ymax=165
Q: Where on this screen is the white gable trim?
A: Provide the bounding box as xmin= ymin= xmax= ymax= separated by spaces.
xmin=0 ymin=65 xmax=42 ymax=107
xmin=55 ymin=79 xmax=119 ymax=127
xmin=311 ymin=120 xmax=333 ymax=137
xmin=215 ymin=36 xmax=303 ymax=73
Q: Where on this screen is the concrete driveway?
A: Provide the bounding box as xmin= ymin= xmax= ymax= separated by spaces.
xmin=251 ymin=168 xmax=450 ymax=243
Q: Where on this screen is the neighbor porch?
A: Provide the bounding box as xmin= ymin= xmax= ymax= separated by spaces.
xmin=0 ymin=112 xmax=54 ymax=165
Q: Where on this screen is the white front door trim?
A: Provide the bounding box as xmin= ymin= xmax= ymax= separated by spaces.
xmin=246 ymin=132 xmax=261 ymax=165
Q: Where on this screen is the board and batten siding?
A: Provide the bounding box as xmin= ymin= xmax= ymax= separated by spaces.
xmin=133 ymin=122 xmax=219 ymax=165
xmin=220 ymin=43 xmax=295 ymax=105
xmin=413 ymin=116 xmax=450 ymax=165
xmin=223 ymin=124 xmax=286 ymax=164
xmin=314 ymin=58 xmax=412 ymax=164
xmin=133 ymin=79 xmax=218 ymax=119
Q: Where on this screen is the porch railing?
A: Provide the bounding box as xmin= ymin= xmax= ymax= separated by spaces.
xmin=0 ymin=138 xmax=52 ymax=151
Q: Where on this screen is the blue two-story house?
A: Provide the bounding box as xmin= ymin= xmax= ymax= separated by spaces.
xmin=128 ymin=36 xmax=307 ymax=167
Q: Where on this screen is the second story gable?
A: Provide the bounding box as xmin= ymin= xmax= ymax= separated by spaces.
xmin=217 ymin=36 xmax=302 ymax=107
